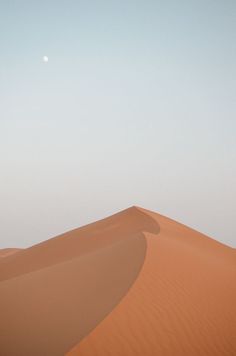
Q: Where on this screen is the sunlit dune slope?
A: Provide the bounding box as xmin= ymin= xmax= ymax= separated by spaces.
xmin=68 ymin=207 xmax=236 ymax=356
xmin=0 ymin=207 xmax=235 ymax=356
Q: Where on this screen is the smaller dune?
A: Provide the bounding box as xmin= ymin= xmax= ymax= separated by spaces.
xmin=0 ymin=248 xmax=21 ymax=258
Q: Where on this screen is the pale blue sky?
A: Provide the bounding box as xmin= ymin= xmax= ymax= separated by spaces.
xmin=0 ymin=0 xmax=235 ymax=248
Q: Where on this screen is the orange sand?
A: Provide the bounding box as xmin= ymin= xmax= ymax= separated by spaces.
xmin=0 ymin=207 xmax=235 ymax=356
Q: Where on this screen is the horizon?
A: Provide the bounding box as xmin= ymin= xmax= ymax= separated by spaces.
xmin=0 ymin=205 xmax=235 ymax=250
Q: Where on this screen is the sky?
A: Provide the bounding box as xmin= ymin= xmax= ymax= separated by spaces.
xmin=0 ymin=0 xmax=235 ymax=248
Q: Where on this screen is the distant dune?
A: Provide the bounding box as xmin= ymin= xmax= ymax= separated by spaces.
xmin=0 ymin=248 xmax=21 ymax=258
xmin=0 ymin=207 xmax=235 ymax=356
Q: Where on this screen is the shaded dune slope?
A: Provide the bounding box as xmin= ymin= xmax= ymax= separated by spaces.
xmin=0 ymin=207 xmax=159 ymax=355
xmin=0 ymin=207 xmax=235 ymax=356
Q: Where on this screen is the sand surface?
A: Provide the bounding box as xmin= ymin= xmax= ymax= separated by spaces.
xmin=0 ymin=207 xmax=235 ymax=355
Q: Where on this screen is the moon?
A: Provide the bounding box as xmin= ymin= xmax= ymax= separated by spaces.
xmin=43 ymin=56 xmax=49 ymax=63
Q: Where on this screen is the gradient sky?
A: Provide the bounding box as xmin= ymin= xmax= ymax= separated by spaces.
xmin=0 ymin=0 xmax=235 ymax=248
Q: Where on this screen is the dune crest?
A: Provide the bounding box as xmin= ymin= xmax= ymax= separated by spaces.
xmin=0 ymin=207 xmax=235 ymax=356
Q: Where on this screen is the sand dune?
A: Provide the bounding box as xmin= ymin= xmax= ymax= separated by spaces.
xmin=0 ymin=248 xmax=21 ymax=258
xmin=0 ymin=207 xmax=235 ymax=355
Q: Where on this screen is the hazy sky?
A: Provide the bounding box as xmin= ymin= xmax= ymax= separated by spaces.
xmin=0 ymin=0 xmax=235 ymax=248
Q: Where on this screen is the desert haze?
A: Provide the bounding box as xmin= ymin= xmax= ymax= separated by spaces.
xmin=0 ymin=206 xmax=235 ymax=356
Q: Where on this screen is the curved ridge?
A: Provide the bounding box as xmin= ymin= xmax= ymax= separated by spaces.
xmin=66 ymin=209 xmax=236 ymax=356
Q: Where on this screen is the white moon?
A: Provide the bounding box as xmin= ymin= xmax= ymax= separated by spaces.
xmin=43 ymin=56 xmax=49 ymax=63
